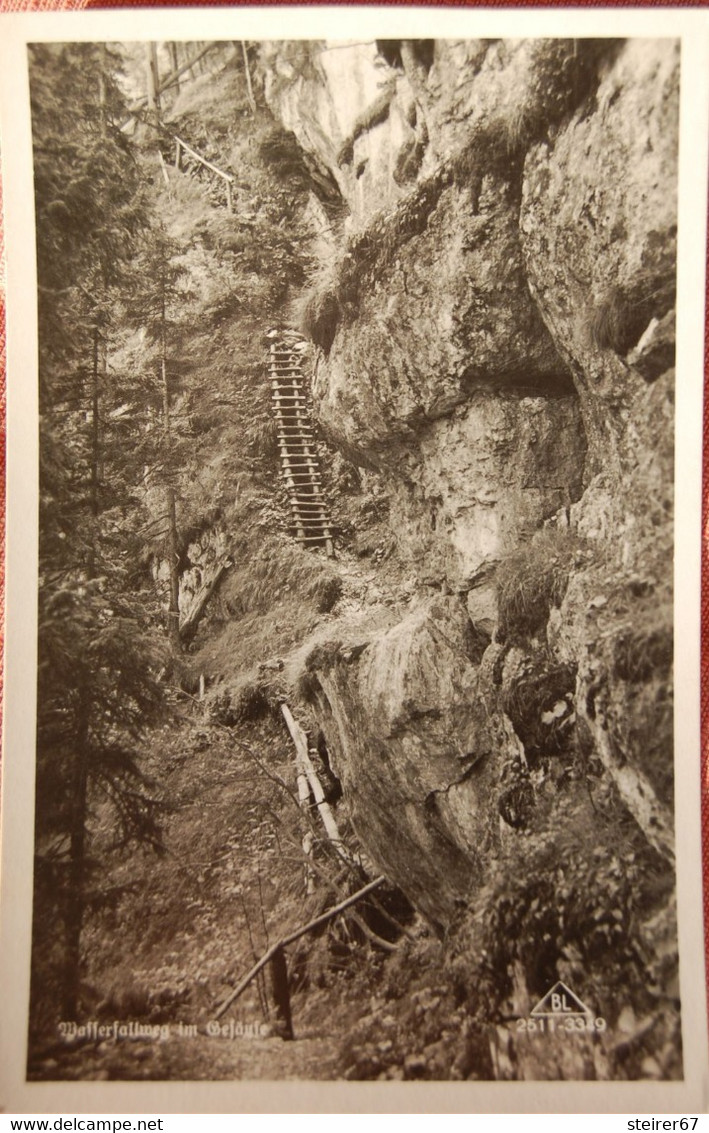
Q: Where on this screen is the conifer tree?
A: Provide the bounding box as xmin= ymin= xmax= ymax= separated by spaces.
xmin=29 ymin=42 xmax=164 ymax=1023
xmin=125 ymin=224 xmax=191 ymax=654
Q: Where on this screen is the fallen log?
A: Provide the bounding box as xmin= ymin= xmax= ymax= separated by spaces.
xmin=179 ymin=557 xmax=231 ymax=643
xmin=281 ymin=704 xmax=348 ymax=858
xmin=291 ymin=710 xmax=315 ymax=895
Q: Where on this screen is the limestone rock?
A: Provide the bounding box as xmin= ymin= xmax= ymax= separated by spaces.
xmin=265 ymin=36 xmax=680 ymax=1075
xmin=520 ymin=39 xmax=679 ymax=467
xmin=306 ymin=597 xmax=496 ymax=925
xmin=313 ymin=175 xmax=573 ymax=466
xmin=386 ymin=392 xmax=584 ymax=588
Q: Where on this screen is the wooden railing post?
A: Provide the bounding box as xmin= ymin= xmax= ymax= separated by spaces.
xmin=214 ymin=876 xmax=385 ymax=1019
xmin=269 ymin=944 xmax=294 ymax=1040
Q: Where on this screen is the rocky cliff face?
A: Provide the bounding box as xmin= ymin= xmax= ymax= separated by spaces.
xmin=263 ymin=38 xmax=680 ymax=1078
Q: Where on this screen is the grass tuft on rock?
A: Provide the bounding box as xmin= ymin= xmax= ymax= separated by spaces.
xmin=496 ymin=526 xmax=581 ymax=643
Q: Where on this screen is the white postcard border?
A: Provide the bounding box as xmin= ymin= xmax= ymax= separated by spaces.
xmin=0 ymin=7 xmax=707 ymax=1112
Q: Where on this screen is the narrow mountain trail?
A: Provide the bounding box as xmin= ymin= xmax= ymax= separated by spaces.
xmin=277 ymin=546 xmax=411 ymax=693
xmin=32 ymin=1027 xmax=341 ymax=1081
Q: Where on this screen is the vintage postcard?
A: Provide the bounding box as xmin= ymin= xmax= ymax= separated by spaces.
xmin=0 ymin=6 xmax=708 ymax=1114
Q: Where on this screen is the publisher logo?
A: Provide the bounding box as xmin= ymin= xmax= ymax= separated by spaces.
xmin=530 ymin=980 xmax=591 ymax=1017
xmin=516 ymin=981 xmax=607 ymax=1035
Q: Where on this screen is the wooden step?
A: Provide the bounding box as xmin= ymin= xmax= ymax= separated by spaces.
xmin=279 ymin=446 xmax=318 ymax=457
xmin=290 ymin=510 xmax=329 ymax=518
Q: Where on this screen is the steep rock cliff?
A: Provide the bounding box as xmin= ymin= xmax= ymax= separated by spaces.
xmin=263 ymin=37 xmax=680 ymax=1078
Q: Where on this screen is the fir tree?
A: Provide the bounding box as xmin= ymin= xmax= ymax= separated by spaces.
xmin=29 ymin=42 xmax=164 ymax=1025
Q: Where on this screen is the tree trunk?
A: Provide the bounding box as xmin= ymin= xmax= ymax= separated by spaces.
xmin=64 ymin=317 xmax=104 ymax=1011
xmin=157 ymin=149 xmax=170 ymax=186
xmin=87 ymin=325 xmax=100 ymax=576
xmin=145 ymin=42 xmax=160 ymax=118
xmin=290 ymin=713 xmax=315 ymax=895
xmin=179 ymin=558 xmax=230 ymax=643
xmin=214 ymin=876 xmax=386 ymax=1019
xmin=281 ymin=704 xmax=348 ymax=857
xmin=240 ymin=42 xmax=256 ymax=114
xmin=165 ymin=482 xmax=181 ymax=652
xmin=63 ymin=691 xmax=90 ymax=1018
xmin=270 ymin=945 xmax=294 ymax=1039
xmin=126 ymin=44 xmax=217 ymax=123
xmin=161 ymin=334 xmax=181 ymax=653
xmin=97 ymin=48 xmax=106 ymax=133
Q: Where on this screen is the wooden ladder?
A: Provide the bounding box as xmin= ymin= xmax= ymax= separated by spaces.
xmin=267 ymin=333 xmax=334 ymax=557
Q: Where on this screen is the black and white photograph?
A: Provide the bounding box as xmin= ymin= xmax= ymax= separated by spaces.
xmin=1 ymin=10 xmax=709 ymax=1109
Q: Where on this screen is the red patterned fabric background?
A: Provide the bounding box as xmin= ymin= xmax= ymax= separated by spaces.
xmin=0 ymin=0 xmax=706 ymax=1033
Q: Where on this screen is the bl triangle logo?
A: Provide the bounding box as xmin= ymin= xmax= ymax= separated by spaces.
xmin=530 ymin=980 xmax=592 ymax=1017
